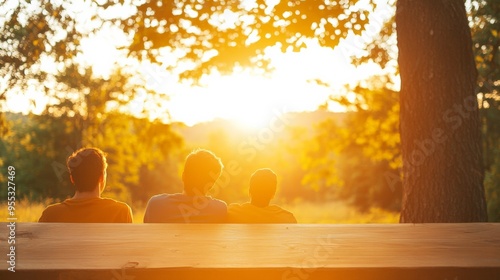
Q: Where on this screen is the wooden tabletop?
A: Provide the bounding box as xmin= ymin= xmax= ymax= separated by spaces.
xmin=0 ymin=223 xmax=499 ymax=271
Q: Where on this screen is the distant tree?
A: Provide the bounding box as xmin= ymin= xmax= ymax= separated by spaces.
xmin=0 ymin=111 xmax=183 ymax=203
xmin=397 ymin=0 xmax=487 ymax=222
xmin=485 ymin=148 xmax=500 ymax=222
xmin=0 ymin=113 xmax=77 ymax=200
xmin=0 ymin=0 xmax=153 ymax=134
xmin=0 ymin=1 xmax=81 ymax=93
xmin=301 ymin=76 xmax=402 ymax=211
xmin=0 ymin=0 xmax=88 ymax=135
xmin=470 ymin=0 xmax=500 ymax=221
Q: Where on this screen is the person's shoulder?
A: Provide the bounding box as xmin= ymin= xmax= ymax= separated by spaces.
xmin=147 ymin=193 xmax=182 ymax=206
xmin=269 ymin=204 xmax=294 ymax=214
xmin=41 ymin=201 xmax=65 ymax=213
xmin=268 ymin=204 xmax=284 ymax=210
xmin=227 ymin=203 xmax=254 ymax=218
xmin=99 ymin=198 xmax=133 ymax=222
xmin=38 ymin=200 xmax=69 ymax=222
xmin=268 ymin=204 xmax=297 ymax=223
xmin=149 ymin=193 xmax=177 ymax=202
xmin=210 ymin=197 xmax=227 ymax=206
xmin=44 ymin=200 xmax=65 ymax=208
xmin=206 ymin=197 xmax=227 ymax=213
xmin=99 ymin=197 xmax=131 ymax=210
xmin=228 ymin=202 xmax=250 ymax=210
xmin=150 ymin=193 xmax=171 ymax=199
xmin=227 ymin=203 xmax=242 ymax=213
xmin=145 ymin=194 xmax=188 ymax=214
xmin=228 ymin=203 xmax=241 ymax=209
xmin=100 ymin=197 xmax=129 ymax=206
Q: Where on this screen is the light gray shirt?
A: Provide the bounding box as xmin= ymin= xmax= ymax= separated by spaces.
xmin=143 ymin=193 xmax=227 ymax=223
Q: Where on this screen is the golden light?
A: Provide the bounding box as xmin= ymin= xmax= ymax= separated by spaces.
xmin=160 ymin=40 xmax=384 ymax=129
xmin=4 ymin=12 xmax=387 ymax=128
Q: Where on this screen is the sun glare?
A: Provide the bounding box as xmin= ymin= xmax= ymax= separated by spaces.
xmin=9 ymin=19 xmax=386 ymax=128
xmin=208 ymin=74 xmax=287 ymax=129
xmin=160 ymin=41 xmax=383 ymax=128
xmin=165 ymin=73 xmax=283 ymax=128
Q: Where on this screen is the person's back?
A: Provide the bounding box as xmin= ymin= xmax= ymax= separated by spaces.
xmin=144 ymin=193 xmax=226 ymax=223
xmin=227 ymin=202 xmax=296 ymax=223
xmin=39 ymin=197 xmax=132 ymax=223
xmin=144 ymin=149 xmax=227 ymax=223
xmin=38 ymin=147 xmax=133 ymax=223
xmin=227 ymin=168 xmax=297 ymax=224
xmin=38 ymin=147 xmax=132 ymax=280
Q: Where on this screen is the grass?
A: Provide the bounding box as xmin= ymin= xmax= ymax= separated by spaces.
xmin=2 ymin=199 xmax=399 ymax=224
xmin=1 ymin=199 xmax=54 ymax=223
xmin=282 ymin=201 xmax=399 ymax=223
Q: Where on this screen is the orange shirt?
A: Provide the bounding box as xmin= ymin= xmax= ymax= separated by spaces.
xmin=227 ymin=203 xmax=297 ymax=223
xmin=39 ymin=197 xmax=133 ymax=223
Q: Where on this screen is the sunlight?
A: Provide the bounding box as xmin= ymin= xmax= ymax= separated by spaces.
xmin=208 ymin=73 xmax=286 ymax=129
xmin=4 ymin=3 xmax=388 ymax=127
xmin=160 ymin=41 xmax=384 ymax=128
xmin=5 ymin=39 xmax=384 ymax=127
xmin=165 ymin=73 xmax=285 ymax=128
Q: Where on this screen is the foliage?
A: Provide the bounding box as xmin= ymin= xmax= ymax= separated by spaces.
xmin=0 ymin=0 xmax=62 ymax=134
xmin=284 ymin=201 xmax=399 ymax=223
xmin=118 ymin=0 xmax=374 ymax=80
xmin=485 ymin=147 xmax=500 ymax=222
xmin=352 ymin=0 xmax=396 ymax=69
xmin=470 ymin=0 xmax=500 ymax=172
xmin=0 ymin=199 xmax=54 ymax=222
xmin=0 ymin=113 xmax=76 ymax=200
xmin=0 ymin=0 xmax=171 ymax=129
xmin=301 ymin=76 xmax=401 ymax=212
xmin=0 ymin=0 xmax=145 ymax=136
xmin=0 ymin=0 xmax=83 ymax=96
xmin=100 ymin=114 xmax=184 ymax=203
xmin=0 ymin=112 xmax=183 ymax=204
xmin=468 ymin=0 xmax=500 ymax=221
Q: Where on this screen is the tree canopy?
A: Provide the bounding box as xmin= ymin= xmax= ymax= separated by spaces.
xmin=119 ymin=0 xmax=374 ymax=79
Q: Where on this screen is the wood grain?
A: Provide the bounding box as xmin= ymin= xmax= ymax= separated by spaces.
xmin=0 ymin=223 xmax=499 ymax=271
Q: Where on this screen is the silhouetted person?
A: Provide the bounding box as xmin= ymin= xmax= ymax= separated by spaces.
xmin=39 ymin=147 xmax=133 ymax=223
xmin=227 ymin=168 xmax=297 ymax=223
xmin=144 ymin=149 xmax=227 ymax=223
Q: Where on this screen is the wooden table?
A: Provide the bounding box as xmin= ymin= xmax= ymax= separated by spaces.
xmin=1 ymin=223 xmax=499 ymax=279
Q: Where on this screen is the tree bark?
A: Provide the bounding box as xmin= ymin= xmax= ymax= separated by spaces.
xmin=396 ymin=0 xmax=488 ymax=222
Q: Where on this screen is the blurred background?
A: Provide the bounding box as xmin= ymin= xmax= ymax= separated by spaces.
xmin=0 ymin=0 xmax=498 ymax=223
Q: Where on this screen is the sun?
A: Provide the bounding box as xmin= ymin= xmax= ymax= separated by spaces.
xmin=205 ymin=72 xmax=289 ymax=130
xmin=148 ymin=42 xmax=385 ymax=127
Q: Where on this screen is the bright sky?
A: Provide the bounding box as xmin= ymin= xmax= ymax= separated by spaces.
xmin=150 ymin=45 xmax=383 ymax=127
xmin=5 ymin=0 xmax=395 ymax=128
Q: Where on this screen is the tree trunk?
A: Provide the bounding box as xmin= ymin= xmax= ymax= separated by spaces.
xmin=396 ymin=0 xmax=488 ymax=222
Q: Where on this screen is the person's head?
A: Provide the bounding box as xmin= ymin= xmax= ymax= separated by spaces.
xmin=182 ymin=149 xmax=223 ymax=195
xmin=249 ymin=168 xmax=277 ymax=207
xmin=67 ymin=147 xmax=108 ymax=194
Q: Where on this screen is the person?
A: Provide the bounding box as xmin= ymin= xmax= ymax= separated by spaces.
xmin=227 ymin=168 xmax=297 ymax=223
xmin=144 ymin=149 xmax=227 ymax=223
xmin=39 ymin=147 xmax=133 ymax=223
